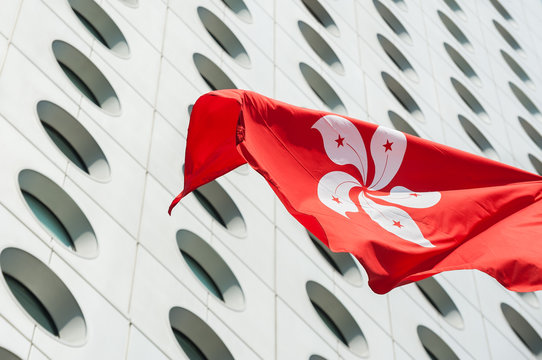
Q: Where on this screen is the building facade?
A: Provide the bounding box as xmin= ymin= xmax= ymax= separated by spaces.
xmin=0 ymin=0 xmax=541 ymax=358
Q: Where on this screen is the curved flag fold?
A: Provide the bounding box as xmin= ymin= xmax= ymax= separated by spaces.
xmin=170 ymin=89 xmax=542 ymax=294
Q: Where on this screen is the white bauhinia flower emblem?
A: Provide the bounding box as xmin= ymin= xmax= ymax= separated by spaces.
xmin=313 ymin=115 xmax=441 ymax=248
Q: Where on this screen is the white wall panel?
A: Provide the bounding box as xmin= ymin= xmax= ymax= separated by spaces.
xmin=0 ymin=0 xmax=541 ymax=358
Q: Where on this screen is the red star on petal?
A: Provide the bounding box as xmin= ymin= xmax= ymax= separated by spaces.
xmin=335 ymin=135 xmax=345 ymax=147
xmin=332 ymin=196 xmax=341 ymax=204
xmin=392 ymin=220 xmax=404 ymax=228
xmin=383 ymin=140 xmax=393 ymax=152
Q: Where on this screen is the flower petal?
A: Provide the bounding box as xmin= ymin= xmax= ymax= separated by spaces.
xmin=368 ymin=186 xmax=441 ymax=208
xmin=368 ymin=126 xmax=406 ymax=190
xmin=359 ymin=192 xmax=435 ymax=248
xmin=313 ymin=115 xmax=368 ymax=183
xmin=318 ymin=171 xmax=361 ymax=217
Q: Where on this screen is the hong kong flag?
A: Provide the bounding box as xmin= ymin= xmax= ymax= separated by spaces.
xmin=169 ymin=89 xmax=542 ymax=294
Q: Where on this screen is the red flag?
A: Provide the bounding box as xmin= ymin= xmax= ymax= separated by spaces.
xmin=170 ymin=89 xmax=542 ymax=294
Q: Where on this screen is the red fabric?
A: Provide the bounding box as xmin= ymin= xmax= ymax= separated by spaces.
xmin=170 ymin=90 xmax=542 ymax=294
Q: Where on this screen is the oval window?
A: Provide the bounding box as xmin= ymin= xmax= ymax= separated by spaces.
xmin=415 ymin=277 xmax=464 ymax=329
xmin=373 ymin=0 xmax=412 ymax=44
xmin=458 ymin=115 xmax=498 ymax=160
xmin=518 ymin=117 xmax=542 ymax=150
xmin=377 ymin=34 xmax=418 ymax=82
xmin=1 ymin=248 xmax=86 ymax=344
xmin=391 ymin=0 xmax=407 ymax=11
xmin=509 ymin=82 xmax=541 ymax=119
xmin=501 ymin=50 xmax=533 ymax=88
xmin=501 ymin=303 xmax=542 ymax=357
xmin=301 ymin=0 xmax=339 ymax=37
xmin=451 ymin=78 xmax=489 ymax=123
xmin=417 ymin=325 xmax=459 ymax=360
xmin=529 ymin=154 xmax=542 ymax=175
xmin=52 ymin=40 xmax=120 ymax=115
xmin=170 ymin=307 xmax=234 ymax=360
xmin=382 ymin=72 xmax=424 ymax=122
xmin=198 ymin=7 xmax=251 ymax=68
xmin=299 ymin=62 xmax=346 ymax=114
xmin=18 ymin=170 xmax=98 ymax=257
xmin=193 ymin=53 xmax=237 ymax=91
xmin=306 ymin=281 xmax=368 ymax=356
xmin=221 ymin=0 xmax=252 ymax=23
xmin=298 ymin=21 xmax=344 ymax=74
xmin=517 ymin=292 xmax=540 ymax=308
xmin=37 ymin=101 xmax=110 ymax=180
xmin=177 ymin=230 xmax=245 ymax=310
xmin=438 ymin=11 xmax=472 ymax=52
xmin=457 ymin=115 xmax=498 ymax=159
xmin=443 ymin=0 xmax=466 ymax=21
xmin=308 ymin=232 xmax=362 ymax=286
xmin=68 ymin=0 xmax=130 ymax=56
xmin=444 ymin=43 xmax=481 ymax=87
xmin=388 ymin=111 xmax=420 ymax=137
xmin=493 ymin=20 xmax=523 ymax=55
xmin=192 ymin=180 xmax=246 ymax=237
xmin=489 ymin=0 xmax=515 ymax=24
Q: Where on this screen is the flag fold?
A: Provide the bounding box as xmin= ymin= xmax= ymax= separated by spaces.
xmin=170 ymin=89 xmax=542 ymax=294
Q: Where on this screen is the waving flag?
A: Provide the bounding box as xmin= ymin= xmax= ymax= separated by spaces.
xmin=170 ymin=89 xmax=542 ymax=294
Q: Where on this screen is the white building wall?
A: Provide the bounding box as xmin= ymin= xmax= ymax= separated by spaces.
xmin=0 ymin=0 xmax=540 ymax=359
